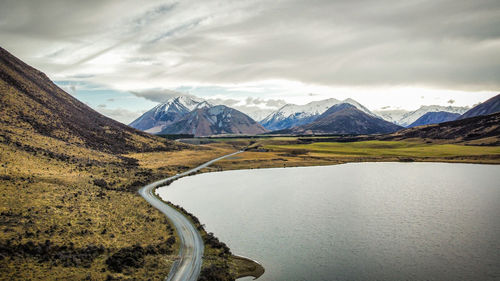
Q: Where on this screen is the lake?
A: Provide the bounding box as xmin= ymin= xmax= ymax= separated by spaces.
xmin=157 ymin=162 xmax=500 ymax=281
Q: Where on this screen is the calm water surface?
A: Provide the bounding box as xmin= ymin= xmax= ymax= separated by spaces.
xmin=157 ymin=162 xmax=500 ymax=281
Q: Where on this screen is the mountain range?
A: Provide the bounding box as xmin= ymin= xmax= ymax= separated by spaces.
xmin=157 ymin=105 xmax=267 ymax=136
xmin=375 ymin=105 xmax=469 ymax=127
xmin=130 ymin=97 xmax=266 ymax=137
xmin=283 ymin=103 xmax=402 ymax=135
xmin=129 ymin=96 xmax=212 ymax=133
xmin=260 ymin=98 xmax=375 ymax=131
xmin=130 ymin=93 xmax=499 ymax=136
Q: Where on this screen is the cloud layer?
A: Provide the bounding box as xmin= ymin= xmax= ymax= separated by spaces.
xmin=1 ymin=0 xmax=499 ymax=92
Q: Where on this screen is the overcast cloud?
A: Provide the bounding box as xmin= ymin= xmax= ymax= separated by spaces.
xmin=1 ymin=0 xmax=499 ymax=89
xmin=0 ymin=0 xmax=499 ymax=118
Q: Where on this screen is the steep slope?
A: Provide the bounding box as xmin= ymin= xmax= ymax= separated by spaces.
xmin=407 ymin=111 xmax=460 ymax=128
xmin=0 ymin=47 xmax=182 ymax=279
xmin=261 ymin=98 xmax=375 ymax=130
xmin=129 ymin=96 xmax=212 ymax=133
xmin=384 ymin=112 xmax=500 ymax=144
xmin=458 ymin=94 xmax=500 ymax=120
xmin=0 ymin=47 xmax=175 ymax=154
xmin=0 ymin=47 xmax=242 ymax=280
xmin=396 ymin=105 xmax=469 ymax=127
xmin=159 ymin=105 xmax=267 ymax=136
xmin=289 ymin=103 xmax=402 ymax=135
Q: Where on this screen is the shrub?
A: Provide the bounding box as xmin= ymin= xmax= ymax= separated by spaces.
xmin=93 ymin=179 xmax=108 ymax=188
xmin=105 ymin=245 xmax=145 ymax=273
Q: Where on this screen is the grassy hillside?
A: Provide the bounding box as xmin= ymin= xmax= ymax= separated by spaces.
xmin=0 ymin=47 xmax=250 ymax=280
xmin=0 ymin=137 xmax=240 ymax=280
xmin=0 ymin=47 xmax=176 ymax=154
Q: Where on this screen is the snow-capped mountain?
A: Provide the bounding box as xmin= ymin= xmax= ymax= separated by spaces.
xmin=407 ymin=111 xmax=461 ymax=128
xmin=159 ymin=105 xmax=267 ymax=136
xmin=261 ymin=98 xmax=376 ymax=131
xmin=129 ymin=96 xmax=212 ymax=133
xmin=193 ymin=100 xmax=212 ymax=110
xmin=288 ymin=103 xmax=402 ymax=135
xmin=376 ymin=105 xmax=469 ymax=127
xmin=373 ymin=109 xmax=409 ymax=124
xmin=396 ymin=105 xmax=469 ymax=127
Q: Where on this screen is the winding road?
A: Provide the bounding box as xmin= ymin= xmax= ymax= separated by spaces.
xmin=139 ymin=151 xmax=243 ymax=281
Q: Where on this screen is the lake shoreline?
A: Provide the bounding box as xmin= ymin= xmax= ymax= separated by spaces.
xmin=146 ymin=150 xmax=266 ymax=280
xmin=159 ymin=161 xmax=500 ymax=281
xmin=151 ymin=144 xmax=499 ymax=280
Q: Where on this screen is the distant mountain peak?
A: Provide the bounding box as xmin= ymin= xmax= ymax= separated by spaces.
xmin=159 ymin=105 xmax=267 ymax=136
xmin=376 ymin=105 xmax=469 ymax=127
xmin=287 ymin=103 xmax=402 ymax=135
xmin=194 ymin=100 xmax=212 ymax=110
xmin=129 ymin=95 xmax=212 ymax=133
xmin=261 ymin=97 xmax=375 ymax=131
xmin=321 ymin=102 xmax=356 ymax=115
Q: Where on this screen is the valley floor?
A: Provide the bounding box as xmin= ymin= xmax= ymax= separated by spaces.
xmin=1 ymin=136 xmax=498 ymax=280
xmin=199 ymin=138 xmax=500 ymax=172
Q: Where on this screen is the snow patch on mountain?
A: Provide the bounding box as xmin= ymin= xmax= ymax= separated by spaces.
xmin=129 ymin=95 xmax=212 ymax=132
xmin=261 ymin=98 xmax=376 ymax=131
xmin=397 ymin=105 xmax=469 ymax=127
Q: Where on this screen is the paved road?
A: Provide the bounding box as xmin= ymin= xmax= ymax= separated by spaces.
xmin=139 ymin=151 xmax=243 ymax=281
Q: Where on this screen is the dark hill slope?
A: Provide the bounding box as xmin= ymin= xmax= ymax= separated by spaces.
xmin=408 ymin=111 xmax=460 ymax=128
xmin=458 ymin=94 xmax=500 ymax=120
xmin=0 ymin=47 xmax=177 ymax=153
xmin=289 ymin=103 xmax=402 ymax=135
xmin=384 ymin=112 xmax=500 ymax=144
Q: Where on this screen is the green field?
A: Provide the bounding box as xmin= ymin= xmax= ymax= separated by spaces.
xmin=264 ymin=140 xmax=500 ymax=158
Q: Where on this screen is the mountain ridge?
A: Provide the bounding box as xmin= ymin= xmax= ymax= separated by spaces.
xmin=0 ymin=46 xmax=176 ymax=154
xmin=261 ymin=98 xmax=376 ymax=131
xmin=384 ymin=112 xmax=500 ymax=144
xmin=376 ymin=105 xmax=469 ymax=127
xmin=129 ymin=96 xmax=212 ymax=133
xmin=283 ymin=103 xmax=402 ymax=135
xmin=159 ymin=105 xmax=267 ymax=136
xmin=407 ymin=111 xmax=461 ymax=128
xmin=458 ymin=94 xmax=500 ymax=120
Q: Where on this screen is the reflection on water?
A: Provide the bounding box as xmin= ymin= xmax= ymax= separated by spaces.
xmin=158 ymin=162 xmax=500 ymax=281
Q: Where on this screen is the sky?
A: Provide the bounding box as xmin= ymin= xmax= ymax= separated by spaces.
xmin=1 ymin=0 xmax=499 ymax=123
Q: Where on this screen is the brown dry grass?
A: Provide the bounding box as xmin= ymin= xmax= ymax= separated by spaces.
xmin=0 ymin=142 xmax=177 ymax=280
xmin=0 ymin=139 xmax=240 ymax=280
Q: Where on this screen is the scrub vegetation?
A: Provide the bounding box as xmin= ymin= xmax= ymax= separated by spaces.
xmin=0 ymin=138 xmax=238 ymax=280
xmin=1 ymin=46 xmax=259 ymax=280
